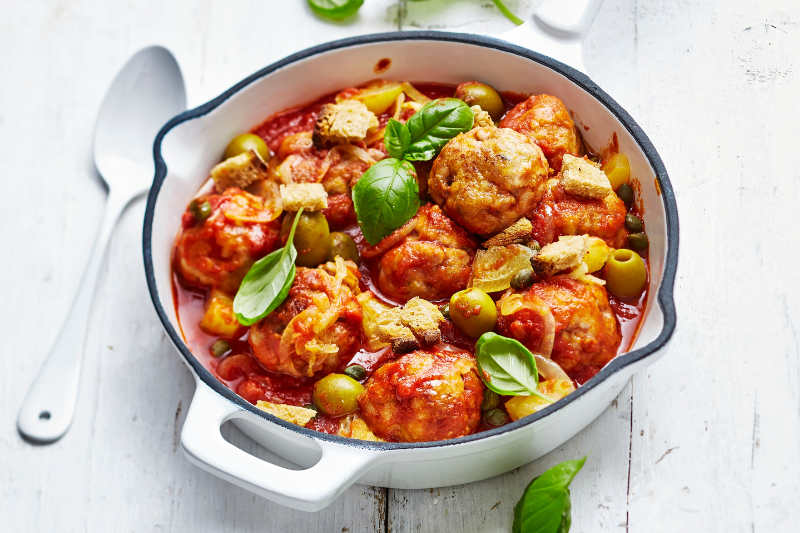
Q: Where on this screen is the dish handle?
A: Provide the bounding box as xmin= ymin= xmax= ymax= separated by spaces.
xmin=498 ymin=0 xmax=605 ymax=75
xmin=180 ymin=380 xmax=381 ymax=512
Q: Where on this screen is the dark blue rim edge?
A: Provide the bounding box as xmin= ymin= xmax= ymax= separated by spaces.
xmin=143 ymin=31 xmax=679 ymax=452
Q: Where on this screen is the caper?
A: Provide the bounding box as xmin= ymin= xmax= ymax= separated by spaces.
xmin=525 ymin=240 xmax=541 ymax=253
xmin=344 ymin=364 xmax=367 ymax=381
xmin=627 ymin=232 xmax=649 ymax=251
xmin=312 ymin=374 xmax=364 ymax=417
xmin=481 ymin=389 xmax=500 ymax=411
xmin=189 ymin=199 xmax=212 ymax=221
xmin=484 ymin=408 xmax=510 ymax=427
xmin=439 ymin=303 xmax=451 ymax=320
xmin=603 ymin=249 xmax=647 ymax=297
xmin=625 ymin=214 xmax=643 ymax=232
xmin=510 ymin=268 xmax=534 ymax=291
xmin=454 ymin=82 xmax=504 ymax=121
xmin=449 ymin=288 xmax=497 ymax=338
xmin=327 ymin=232 xmax=360 ymax=265
xmin=281 ymin=211 xmax=332 ymax=267
xmin=616 ymin=183 xmax=634 ymax=207
xmin=224 ymin=133 xmax=270 ymax=162
xmin=210 ymin=339 xmax=231 ymax=358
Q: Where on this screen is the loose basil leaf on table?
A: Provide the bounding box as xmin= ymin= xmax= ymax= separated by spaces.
xmin=233 ymin=208 xmax=304 ymax=326
xmin=352 ymin=158 xmax=420 ymax=246
xmin=513 ymin=457 xmax=587 ymax=533
xmin=404 ymin=98 xmax=474 ymax=161
xmin=384 ymin=118 xmax=411 ymax=159
xmin=307 ymin=0 xmax=363 ymax=20
xmin=475 ymin=332 xmax=554 ymax=402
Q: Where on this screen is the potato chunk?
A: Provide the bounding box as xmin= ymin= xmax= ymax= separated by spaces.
xmin=199 ymin=289 xmax=245 ymax=338
xmin=504 ymin=379 xmax=576 ymax=421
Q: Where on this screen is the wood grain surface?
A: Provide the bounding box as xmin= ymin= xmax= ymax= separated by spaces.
xmin=1 ymin=1 xmax=798 ymax=531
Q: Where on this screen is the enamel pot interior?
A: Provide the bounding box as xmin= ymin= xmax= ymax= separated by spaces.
xmin=144 ymin=32 xmax=678 ymax=487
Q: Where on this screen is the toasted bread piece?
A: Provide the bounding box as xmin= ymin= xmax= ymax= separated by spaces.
xmin=482 ymin=218 xmax=533 ymax=248
xmin=313 ymin=100 xmax=379 ymax=148
xmin=376 ymin=307 xmax=420 ymax=354
xmin=211 ymin=150 xmax=268 ymax=192
xmin=256 ymin=401 xmax=316 ymax=426
xmin=400 ymin=297 xmax=445 ymax=346
xmin=279 ymin=183 xmax=328 ymax=212
xmin=560 ymin=154 xmax=613 ymax=199
xmin=531 ymin=235 xmax=589 ymax=276
xmin=471 ymin=105 xmax=495 ymax=129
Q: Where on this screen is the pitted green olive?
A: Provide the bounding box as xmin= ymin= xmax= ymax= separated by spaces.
xmin=312 ymin=374 xmax=364 ymax=417
xmin=281 ymin=211 xmax=332 ymax=267
xmin=449 ymin=288 xmax=497 ymax=338
xmin=224 ymin=133 xmax=270 ymax=162
xmin=454 ymin=82 xmax=504 ymax=121
xmin=603 ymin=249 xmax=647 ymax=297
xmin=327 ymin=232 xmax=360 ymax=265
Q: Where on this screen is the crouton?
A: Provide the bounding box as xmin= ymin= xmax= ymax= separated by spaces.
xmin=256 ymin=401 xmax=316 ymax=426
xmin=531 ymin=235 xmax=589 ymax=276
xmin=210 ymin=150 xmax=268 ymax=192
xmin=482 ymin=218 xmax=533 ymax=248
xmin=279 ymin=183 xmax=328 ymax=212
xmin=313 ymin=100 xmax=379 ymax=148
xmin=400 ymin=297 xmax=445 ymax=346
xmin=560 ymin=154 xmax=613 ymax=199
xmin=376 ymin=307 xmax=419 ymax=354
xmin=471 ymin=105 xmax=495 ymax=129
xmin=338 ymin=414 xmax=384 ymax=442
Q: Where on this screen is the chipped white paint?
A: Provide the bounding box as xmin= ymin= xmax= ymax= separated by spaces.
xmin=1 ymin=0 xmax=799 ymax=531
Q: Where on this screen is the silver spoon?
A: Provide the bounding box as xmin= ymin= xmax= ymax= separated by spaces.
xmin=17 ymin=46 xmax=186 ymax=443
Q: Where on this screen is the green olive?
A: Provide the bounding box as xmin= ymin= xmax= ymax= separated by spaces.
xmin=327 ymin=232 xmax=360 ymax=265
xmin=281 ymin=211 xmax=332 ymax=267
xmin=224 ymin=133 xmax=270 ymax=162
xmin=625 ymin=214 xmax=643 ymax=232
xmin=344 ymin=364 xmax=367 ymax=381
xmin=603 ymin=249 xmax=647 ymax=297
xmin=454 ymin=82 xmax=504 ymax=121
xmin=449 ymin=288 xmax=498 ymax=338
xmin=312 ymin=374 xmax=364 ymax=417
xmin=210 ymin=339 xmax=230 ymax=358
xmin=439 ymin=303 xmax=451 ymax=320
xmin=510 ymin=268 xmax=534 ymax=291
xmin=627 ymin=232 xmax=649 ymax=251
xmin=484 ymin=408 xmax=510 ymax=427
xmin=481 ymin=389 xmax=500 ymax=411
xmin=189 ymin=199 xmax=212 ymax=221
xmin=616 ymin=183 xmax=634 ymax=207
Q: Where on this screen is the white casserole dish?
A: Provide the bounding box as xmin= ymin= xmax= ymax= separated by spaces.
xmin=143 ymin=0 xmax=679 ymax=512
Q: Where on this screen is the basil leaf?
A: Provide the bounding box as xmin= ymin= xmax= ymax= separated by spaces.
xmin=475 ymin=332 xmax=553 ymax=401
xmin=233 ymin=209 xmax=303 ymax=326
xmin=513 ymin=457 xmax=587 ymax=533
xmin=403 ymin=98 xmax=474 ymax=161
xmin=384 ymin=119 xmax=411 ymax=159
xmin=307 ymin=0 xmax=363 ymax=20
xmin=492 ymin=0 xmax=524 ymax=25
xmin=352 ymin=158 xmax=420 ymax=246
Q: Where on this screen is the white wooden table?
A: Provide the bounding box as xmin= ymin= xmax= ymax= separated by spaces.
xmin=2 ymin=1 xmax=799 ymax=531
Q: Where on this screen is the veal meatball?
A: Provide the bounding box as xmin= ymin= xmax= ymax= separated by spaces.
xmin=428 ymin=127 xmax=549 ymax=236
xmin=174 ymin=188 xmax=281 ymax=292
xmin=497 ymin=277 xmax=621 ymax=375
xmin=358 ymin=347 xmax=484 ymax=442
xmin=249 ymin=260 xmax=363 ymax=378
xmin=362 ymin=204 xmax=477 ymax=302
xmin=529 ymin=178 xmax=628 ymax=247
xmin=499 ymin=94 xmax=582 ymax=172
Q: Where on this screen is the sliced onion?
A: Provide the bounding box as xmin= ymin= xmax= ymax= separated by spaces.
xmin=361 ymin=217 xmax=418 ymax=258
xmin=401 ymin=82 xmax=431 ymax=103
xmin=392 ymin=92 xmax=406 ymax=121
xmin=534 ymin=354 xmax=570 ymax=381
xmin=276 ymin=154 xmax=299 ymax=184
xmin=337 ymin=143 xmax=376 ymax=165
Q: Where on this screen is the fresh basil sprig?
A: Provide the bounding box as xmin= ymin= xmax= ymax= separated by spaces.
xmin=233 ymin=208 xmax=304 ymax=326
xmin=307 ymin=0 xmax=363 ymax=20
xmin=352 ymin=158 xmax=420 ymax=246
xmin=513 ymin=457 xmax=587 ymax=533
xmin=384 ymin=98 xmax=474 ymax=161
xmin=475 ymin=332 xmax=554 ymax=402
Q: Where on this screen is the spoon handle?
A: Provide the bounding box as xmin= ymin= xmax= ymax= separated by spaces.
xmin=17 ymin=188 xmax=131 ymax=443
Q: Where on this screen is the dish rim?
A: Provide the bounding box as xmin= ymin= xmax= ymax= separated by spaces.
xmin=143 ymin=30 xmax=679 ymax=452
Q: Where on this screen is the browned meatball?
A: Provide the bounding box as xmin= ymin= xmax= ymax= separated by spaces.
xmin=174 ymin=188 xmax=281 ymax=293
xmin=499 ymin=95 xmax=582 ymax=172
xmin=428 ymin=127 xmax=549 ymax=236
xmin=358 ymin=347 xmax=484 ymax=442
xmin=496 ymin=277 xmax=621 ymax=375
xmin=530 ymin=178 xmax=628 ymax=247
xmin=249 ymin=260 xmax=363 ymax=378
xmin=362 ymin=204 xmax=477 ymax=303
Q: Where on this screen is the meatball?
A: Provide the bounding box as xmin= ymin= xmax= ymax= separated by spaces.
xmin=428 ymin=127 xmax=549 ymax=236
xmin=497 ymin=277 xmax=621 ymax=375
xmin=249 ymin=260 xmax=363 ymax=378
xmin=530 ymin=178 xmax=628 ymax=247
xmin=499 ymin=94 xmax=582 ymax=172
xmin=358 ymin=347 xmax=484 ymax=442
xmin=174 ymin=188 xmax=281 ymax=292
xmin=362 ymin=204 xmax=477 ymax=302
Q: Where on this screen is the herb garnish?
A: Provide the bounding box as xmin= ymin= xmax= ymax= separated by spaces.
xmin=384 ymin=118 xmax=411 ymax=159
xmin=307 ymin=0 xmax=363 ymax=20
xmin=233 ymin=208 xmax=303 ymax=326
xmin=384 ymin=99 xmax=474 ymax=161
xmin=475 ymin=332 xmax=554 ymax=402
xmin=513 ymin=457 xmax=587 ymax=533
